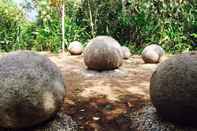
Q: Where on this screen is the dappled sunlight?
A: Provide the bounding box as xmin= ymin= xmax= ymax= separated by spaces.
xmin=125 ymin=82 xmax=149 ymax=97
xmin=0 ymin=0 xmax=195 ymax=129
xmin=0 ymin=52 xmax=176 ymax=130
xmin=80 ymin=80 xmax=123 ymax=101
xmin=43 ymin=92 xmax=55 ymax=112
xmin=138 ymin=64 xmax=158 ymax=71
xmin=45 ymin=52 xmax=155 ymax=103
xmin=45 ymin=52 xmax=157 ymax=130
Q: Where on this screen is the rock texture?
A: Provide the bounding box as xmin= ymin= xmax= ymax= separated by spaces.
xmin=142 ymin=44 xmax=164 ymax=63
xmin=150 ymin=52 xmax=197 ymax=125
xmin=130 ymin=104 xmax=197 ymax=131
xmin=84 ymin=36 xmax=123 ymax=71
xmin=0 ymin=51 xmax=65 ymax=128
xmin=0 ymin=111 xmax=78 ymax=131
xmin=121 ymin=46 xmax=131 ymax=59
xmin=68 ymin=41 xmax=83 ymax=55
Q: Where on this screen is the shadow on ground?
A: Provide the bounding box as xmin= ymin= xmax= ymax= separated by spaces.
xmin=64 ymin=95 xmax=148 ymax=131
xmin=47 ymin=53 xmax=160 ymax=131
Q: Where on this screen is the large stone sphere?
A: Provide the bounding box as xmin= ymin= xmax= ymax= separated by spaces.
xmin=0 ymin=51 xmax=65 ymax=128
xmin=121 ymin=46 xmax=131 ymax=59
xmin=84 ymin=36 xmax=123 ymax=71
xmin=0 ymin=111 xmax=78 ymax=131
xmin=142 ymin=44 xmax=164 ymax=63
xmin=68 ymin=41 xmax=83 ymax=55
xmin=150 ymin=52 xmax=197 ymax=125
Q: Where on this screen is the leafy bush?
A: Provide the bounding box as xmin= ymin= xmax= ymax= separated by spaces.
xmin=0 ymin=1 xmax=27 ymax=52
xmin=78 ymin=0 xmax=196 ymax=53
xmin=116 ymin=0 xmax=197 ymax=53
xmin=0 ymin=0 xmax=196 ymax=53
xmin=79 ymin=0 xmax=122 ymax=37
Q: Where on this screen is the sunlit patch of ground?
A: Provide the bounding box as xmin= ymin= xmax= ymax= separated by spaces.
xmin=0 ymin=52 xmax=171 ymax=131
xmin=45 ymin=52 xmax=170 ymax=131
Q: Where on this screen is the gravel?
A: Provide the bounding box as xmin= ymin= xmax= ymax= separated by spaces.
xmin=129 ymin=104 xmax=197 ymax=131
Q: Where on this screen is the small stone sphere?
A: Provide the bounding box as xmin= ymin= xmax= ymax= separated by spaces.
xmin=84 ymin=36 xmax=123 ymax=71
xmin=121 ymin=46 xmax=131 ymax=59
xmin=142 ymin=44 xmax=164 ymax=63
xmin=142 ymin=50 xmax=160 ymax=63
xmin=0 ymin=51 xmax=65 ymax=128
xmin=68 ymin=41 xmax=83 ymax=55
xmin=150 ymin=52 xmax=197 ymax=125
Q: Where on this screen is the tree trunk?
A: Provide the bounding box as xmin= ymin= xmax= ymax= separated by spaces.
xmin=61 ymin=1 xmax=65 ymax=53
xmin=87 ymin=0 xmax=95 ymax=38
xmin=122 ymin=0 xmax=126 ymax=15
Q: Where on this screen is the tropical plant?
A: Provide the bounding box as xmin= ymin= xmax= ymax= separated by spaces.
xmin=0 ymin=0 xmax=27 ymax=52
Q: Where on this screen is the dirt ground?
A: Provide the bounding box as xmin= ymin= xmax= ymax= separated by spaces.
xmin=42 ymin=52 xmax=168 ymax=131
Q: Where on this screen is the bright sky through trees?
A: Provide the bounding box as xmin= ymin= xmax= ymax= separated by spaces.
xmin=13 ymin=0 xmax=38 ymax=21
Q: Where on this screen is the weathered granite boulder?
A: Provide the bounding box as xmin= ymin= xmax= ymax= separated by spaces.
xmin=0 ymin=51 xmax=65 ymax=128
xmin=121 ymin=46 xmax=131 ymax=59
xmin=68 ymin=41 xmax=83 ymax=55
xmin=84 ymin=36 xmax=123 ymax=71
xmin=150 ymin=52 xmax=197 ymax=125
xmin=0 ymin=111 xmax=78 ymax=131
xmin=142 ymin=44 xmax=164 ymax=63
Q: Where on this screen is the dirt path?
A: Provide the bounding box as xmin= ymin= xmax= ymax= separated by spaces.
xmin=46 ymin=52 xmax=162 ymax=131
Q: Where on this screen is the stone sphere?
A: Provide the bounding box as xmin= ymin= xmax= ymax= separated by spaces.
xmin=121 ymin=46 xmax=131 ymax=59
xmin=142 ymin=44 xmax=164 ymax=63
xmin=150 ymin=52 xmax=197 ymax=125
xmin=68 ymin=41 xmax=83 ymax=55
xmin=0 ymin=111 xmax=78 ymax=131
xmin=84 ymin=36 xmax=123 ymax=71
xmin=142 ymin=51 xmax=160 ymax=63
xmin=0 ymin=51 xmax=65 ymax=128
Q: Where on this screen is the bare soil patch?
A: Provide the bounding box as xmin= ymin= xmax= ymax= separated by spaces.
xmin=0 ymin=52 xmax=175 ymax=131
xmin=47 ymin=52 xmax=160 ymax=131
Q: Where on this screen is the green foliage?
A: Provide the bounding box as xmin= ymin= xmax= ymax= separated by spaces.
xmin=0 ymin=0 xmax=90 ymax=52
xmin=116 ymin=0 xmax=197 ymax=53
xmin=79 ymin=0 xmax=122 ymax=37
xmin=23 ymin=0 xmax=89 ymax=52
xmin=28 ymin=1 xmax=61 ymax=52
xmin=0 ymin=0 xmax=196 ymax=53
xmin=0 ymin=0 xmax=27 ymax=52
xmin=74 ymin=0 xmax=196 ymax=53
